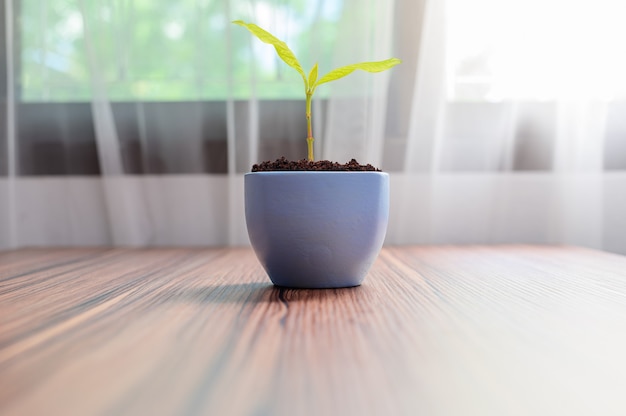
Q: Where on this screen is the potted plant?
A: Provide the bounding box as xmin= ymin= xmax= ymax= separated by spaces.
xmin=234 ymin=20 xmax=400 ymax=288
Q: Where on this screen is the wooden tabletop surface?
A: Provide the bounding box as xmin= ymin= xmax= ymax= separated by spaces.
xmin=1 ymin=246 xmax=626 ymax=416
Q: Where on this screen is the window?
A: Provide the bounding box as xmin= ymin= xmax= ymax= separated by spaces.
xmin=10 ymin=0 xmax=348 ymax=175
xmin=20 ymin=0 xmax=343 ymax=102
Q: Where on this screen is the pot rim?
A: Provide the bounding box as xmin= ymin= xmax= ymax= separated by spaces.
xmin=245 ymin=171 xmax=388 ymax=176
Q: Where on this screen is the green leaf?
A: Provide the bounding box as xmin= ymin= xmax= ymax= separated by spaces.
xmin=307 ymin=64 xmax=318 ymax=91
xmin=314 ymin=58 xmax=402 ymax=89
xmin=232 ymin=20 xmax=307 ymax=86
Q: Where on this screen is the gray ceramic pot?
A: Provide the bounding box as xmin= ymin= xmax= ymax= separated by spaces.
xmin=245 ymin=171 xmax=389 ymax=288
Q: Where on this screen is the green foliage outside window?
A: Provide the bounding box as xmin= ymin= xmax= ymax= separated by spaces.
xmin=19 ymin=0 xmax=343 ymax=101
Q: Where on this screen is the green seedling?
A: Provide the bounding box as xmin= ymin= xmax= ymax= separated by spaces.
xmin=233 ymin=20 xmax=401 ymax=161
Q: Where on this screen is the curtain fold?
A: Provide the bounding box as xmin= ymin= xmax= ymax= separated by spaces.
xmin=2 ymin=0 xmax=626 ymax=253
xmin=403 ymin=0 xmax=446 ymax=173
xmin=2 ymin=0 xmax=17 ymax=249
xmin=321 ymin=0 xmax=395 ymax=166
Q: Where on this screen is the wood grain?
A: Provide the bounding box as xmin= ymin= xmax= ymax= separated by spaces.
xmin=1 ymin=246 xmax=626 ymax=416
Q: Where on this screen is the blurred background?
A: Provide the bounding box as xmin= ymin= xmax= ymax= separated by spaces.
xmin=1 ymin=0 xmax=626 ymax=252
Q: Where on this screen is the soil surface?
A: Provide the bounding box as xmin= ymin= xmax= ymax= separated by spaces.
xmin=252 ymin=157 xmax=381 ymax=172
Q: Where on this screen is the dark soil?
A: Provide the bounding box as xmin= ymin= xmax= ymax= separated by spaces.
xmin=252 ymin=157 xmax=381 ymax=172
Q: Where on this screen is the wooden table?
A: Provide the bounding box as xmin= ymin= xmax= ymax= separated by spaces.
xmin=1 ymin=246 xmax=626 ymax=416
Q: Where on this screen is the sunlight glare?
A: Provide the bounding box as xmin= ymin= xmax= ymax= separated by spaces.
xmin=448 ymin=0 xmax=626 ymax=101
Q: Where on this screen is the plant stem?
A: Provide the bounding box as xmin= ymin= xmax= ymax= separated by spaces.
xmin=306 ymin=91 xmax=314 ymax=161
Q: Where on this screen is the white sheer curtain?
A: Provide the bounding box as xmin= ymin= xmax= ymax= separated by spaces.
xmin=389 ymin=0 xmax=626 ymax=253
xmin=2 ymin=0 xmax=626 ymax=253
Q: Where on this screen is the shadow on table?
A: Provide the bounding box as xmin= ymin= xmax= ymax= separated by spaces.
xmin=169 ymin=282 xmax=367 ymax=304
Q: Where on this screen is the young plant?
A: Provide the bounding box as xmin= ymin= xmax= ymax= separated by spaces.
xmin=233 ymin=20 xmax=401 ymax=162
